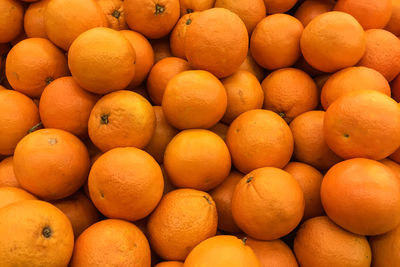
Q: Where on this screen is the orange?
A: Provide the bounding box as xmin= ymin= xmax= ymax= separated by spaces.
xmin=0 ymin=90 xmax=40 ymax=155
xmin=169 ymin=12 xmax=199 ymax=59
xmin=324 ymin=90 xmax=400 ymax=160
xmin=144 ymin=106 xmax=178 ymax=163
xmin=162 ymin=70 xmax=227 ymax=129
xmin=0 ymin=200 xmax=74 ymax=267
xmin=314 ymin=74 xmax=331 ymax=91
xmin=209 ymin=123 xmax=229 ymax=141
xmin=184 ymin=235 xmax=261 ymax=267
xmin=68 ymin=27 xmax=136 ymax=94
xmin=0 ymin=0 xmax=23 ymax=43
xmin=294 ymin=56 xmax=325 ymax=77
xmin=0 ymin=187 xmax=37 ymax=209
xmin=210 ymin=171 xmax=243 ymax=233
xmin=51 ymin=191 xmax=101 ymax=238
xmin=70 ymin=219 xmax=151 ymax=266
xmin=294 ymin=216 xmax=371 ymax=267
xmin=0 ymin=157 xmax=19 ymax=187
xmin=284 ymin=162 xmax=324 ymax=220
xmin=221 ymin=70 xmax=264 ymax=124
xmin=39 ymin=76 xmax=99 ymax=137
xmin=321 ymin=158 xmax=400 ymax=235
xmin=289 ymin=110 xmax=342 ymax=170
xmin=151 ymin=38 xmax=173 ymax=63
xmin=120 ymin=30 xmax=154 ymax=88
xmin=250 ymin=14 xmax=303 ymax=70
xmin=261 ymin=68 xmax=318 ymax=122
xmin=264 ymin=0 xmax=297 ymax=14
xmin=300 ymin=11 xmax=366 ymax=73
xmin=179 ymin=0 xmax=215 ymax=15
xmin=24 ymin=0 xmax=51 ymax=38
xmin=147 ymin=57 xmax=191 ymax=105
xmin=391 ymin=147 xmax=400 ymax=164
xmin=89 ymin=147 xmax=164 ymax=221
xmin=385 ymin=0 xmax=400 ymax=36
xmin=380 ymin=158 xmax=400 ymax=179
xmin=238 ymin=52 xmax=265 ymax=81
xmin=226 ymin=109 xmax=294 ymax=173
xmin=97 ymin=0 xmax=127 ymax=30
xmin=232 ymin=167 xmax=304 ymax=240
xmin=5 ymin=38 xmax=69 ymax=98
xmin=334 ymin=0 xmax=392 ymax=30
xmin=294 ymin=0 xmax=334 ymax=27
xmin=13 ymin=128 xmax=90 ymax=200
xmin=147 ymin=189 xmax=218 ymax=261
xmin=156 ymin=262 xmax=183 ymax=267
xmin=358 ymin=29 xmax=400 ymax=82
xmin=391 ymin=73 xmax=400 ymax=102
xmin=185 ymin=8 xmax=249 ymax=78
xmin=370 ymin=224 xmax=400 ymax=266
xmin=124 ymin=0 xmax=180 ymax=39
xmin=88 ymin=90 xmax=155 ymax=152
xmin=164 ymin=129 xmax=231 ymax=191
xmin=214 ymin=0 xmax=266 ymax=34
xmin=321 ymin=66 xmax=391 ymax=109
xmin=245 ymin=237 xmax=298 ymax=267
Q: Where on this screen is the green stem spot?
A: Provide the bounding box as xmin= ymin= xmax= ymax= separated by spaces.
xmin=100 ymin=114 xmax=109 ymax=125
xmin=112 ymin=10 xmax=121 ymax=19
xmin=42 ymin=226 xmax=52 ymax=238
xmin=28 ymin=122 xmax=43 ymax=134
xmin=155 ymin=4 xmax=165 ymax=15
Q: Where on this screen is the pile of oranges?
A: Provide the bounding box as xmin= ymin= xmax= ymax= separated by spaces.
xmin=1 ymin=0 xmax=400 ymax=266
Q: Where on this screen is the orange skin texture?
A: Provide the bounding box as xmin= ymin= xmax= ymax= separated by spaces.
xmin=385 ymin=0 xmax=400 ymax=36
xmin=300 ymin=11 xmax=366 ymax=73
xmin=334 ymin=0 xmax=392 ymax=30
xmin=184 ymin=235 xmax=261 ymax=267
xmin=24 ymin=0 xmax=51 ymax=38
xmin=321 ymin=158 xmax=400 ymax=235
xmin=321 ymin=66 xmax=391 ymax=109
xmin=70 ymin=219 xmax=151 ymax=267
xmin=380 ymin=158 xmax=400 ymax=179
xmin=370 ymin=224 xmax=400 ymax=266
xmin=120 ymin=30 xmax=154 ymax=88
xmin=264 ymin=0 xmax=297 ymax=14
xmin=185 ymin=8 xmax=249 ymax=78
xmin=97 ymin=0 xmax=128 ymax=30
xmin=226 ymin=109 xmax=294 ymax=174
xmin=232 ymin=167 xmax=305 ymax=240
xmin=147 ymin=189 xmax=218 ymax=261
xmin=5 ymin=38 xmax=69 ymax=98
xmin=147 ymin=57 xmax=191 ymax=105
xmin=284 ymin=162 xmax=324 ymax=220
xmin=0 ymin=0 xmax=23 ymax=43
xmin=88 ymin=147 xmax=164 ymax=221
xmin=124 ymin=0 xmax=180 ymax=39
xmin=179 ymin=0 xmax=215 ymax=15
xmin=156 ymin=262 xmax=184 ymax=267
xmin=289 ymin=110 xmax=342 ymax=171
xmin=294 ymin=0 xmax=334 ymax=27
xmin=39 ymin=76 xmax=99 ymax=137
xmin=210 ymin=171 xmax=243 ymax=233
xmin=391 ymin=73 xmax=400 ymax=102
xmin=88 ymin=90 xmax=156 ymax=152
xmin=0 ymin=90 xmax=40 ymax=155
xmin=214 ymin=0 xmax=266 ymax=34
xmin=221 ymin=70 xmax=264 ymax=124
xmin=294 ymin=216 xmax=371 ymax=267
xmin=44 ymin=0 xmax=107 ymax=51
xmin=144 ymin=106 xmax=178 ymax=163
xmin=251 ymin=14 xmax=304 ymax=70
xmin=324 ymin=90 xmax=400 ymax=160
xmin=68 ymin=27 xmax=136 ymax=94
xmin=0 ymin=157 xmax=19 ymax=188
xmin=170 ymin=12 xmax=199 ymax=59
xmin=238 ymin=52 xmax=265 ymax=81
xmin=13 ymin=129 xmax=90 ymax=200
xmin=358 ymin=29 xmax=400 ymax=82
xmin=151 ymin=38 xmax=173 ymax=63
xmin=209 ymin=122 xmax=229 ymax=141
xmin=0 ymin=200 xmax=74 ymax=267
xmin=261 ymin=68 xmax=318 ymax=122
xmin=0 ymin=187 xmax=37 ymax=209
xmin=164 ymin=129 xmax=231 ymax=191
xmin=162 ymin=70 xmax=227 ymax=129
xmin=245 ymin=237 xmax=299 ymax=267
xmin=51 ymin=191 xmax=101 ymax=238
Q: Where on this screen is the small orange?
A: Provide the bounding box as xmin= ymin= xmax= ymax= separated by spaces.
xmin=0 ymin=157 xmax=19 ymax=188
xmin=0 ymin=187 xmax=37 ymax=209
xmin=391 ymin=73 xmax=400 ymax=102
xmin=385 ymin=0 xmax=400 ymax=36
xmin=294 ymin=56 xmax=325 ymax=77
xmin=314 ymin=74 xmax=331 ymax=91
xmin=0 ymin=0 xmax=23 ymax=43
xmin=169 ymin=12 xmax=199 ymax=59
xmin=24 ymin=0 xmax=51 ymax=38
xmin=156 ymin=262 xmax=184 ymax=267
xmin=179 ymin=0 xmax=215 ymax=15
xmin=380 ymin=158 xmax=400 ymax=179
xmin=294 ymin=0 xmax=334 ymax=27
xmin=238 ymin=52 xmax=265 ymax=81
xmin=151 ymin=38 xmax=173 ymax=63
xmin=370 ymin=224 xmax=400 ymax=266
xmin=264 ymin=0 xmax=297 ymax=14
xmin=390 ymin=147 xmax=400 ymax=164
xmin=97 ymin=0 xmax=127 ymax=30
xmin=209 ymin=123 xmax=229 ymax=141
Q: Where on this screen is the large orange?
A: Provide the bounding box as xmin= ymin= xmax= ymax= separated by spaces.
xmin=147 ymin=189 xmax=218 ymax=261
xmin=97 ymin=0 xmax=127 ymax=30
xmin=13 ymin=129 xmax=90 ymax=200
xmin=324 ymin=90 xmax=400 ymax=160
xmin=264 ymin=0 xmax=297 ymax=14
xmin=370 ymin=224 xmax=400 ymax=266
xmin=0 ymin=0 xmax=23 ymax=43
xmin=0 ymin=200 xmax=74 ymax=267
xmin=0 ymin=186 xmax=37 ymax=209
xmin=300 ymin=11 xmax=366 ymax=73
xmin=5 ymin=38 xmax=69 ymax=98
xmin=250 ymin=14 xmax=303 ymax=70
xmin=164 ymin=129 xmax=231 ymax=191
xmin=294 ymin=0 xmax=334 ymax=27
xmin=0 ymin=157 xmax=19 ymax=187
xmin=385 ymin=0 xmax=400 ymax=36
xmin=185 ymin=8 xmax=248 ymax=78
xmin=0 ymin=90 xmax=40 ymax=155
xmin=24 ymin=0 xmax=51 ymax=38
xmin=294 ymin=216 xmax=371 ymax=267
xmin=232 ymin=167 xmax=305 ymax=240
xmin=68 ymin=27 xmax=136 ymax=94
xmin=70 ymin=219 xmax=151 ymax=266
xmin=170 ymin=12 xmax=199 ymax=59
xmin=321 ymin=158 xmax=400 ymax=235
xmin=226 ymin=109 xmax=293 ymax=173
xmin=179 ymin=0 xmax=214 ymax=15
